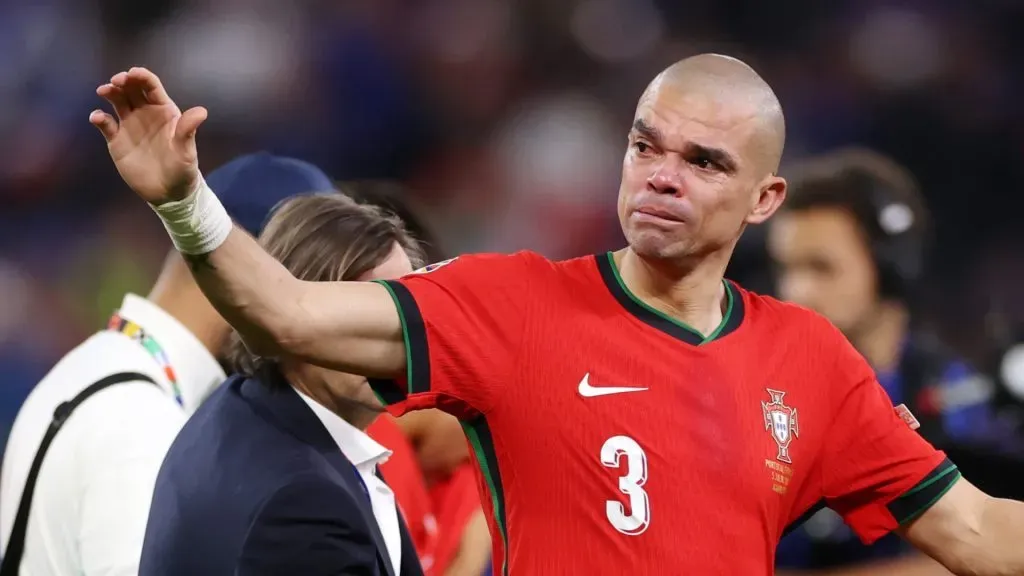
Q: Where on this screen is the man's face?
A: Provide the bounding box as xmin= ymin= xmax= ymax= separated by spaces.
xmin=767 ymin=207 xmax=878 ymax=333
xmin=617 ymin=84 xmax=780 ymax=261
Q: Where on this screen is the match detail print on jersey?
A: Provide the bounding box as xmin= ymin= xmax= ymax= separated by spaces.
xmin=577 ymin=373 xmax=648 ymax=397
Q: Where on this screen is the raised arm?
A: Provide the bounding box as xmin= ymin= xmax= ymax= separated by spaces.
xmin=89 ymin=67 xmax=404 ymax=377
xmin=178 ymin=228 xmax=404 ymax=376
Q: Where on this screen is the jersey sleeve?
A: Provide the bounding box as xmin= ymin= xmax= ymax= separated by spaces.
xmin=368 ymin=252 xmax=537 ymax=419
xmin=820 ymin=324 xmax=961 ymax=544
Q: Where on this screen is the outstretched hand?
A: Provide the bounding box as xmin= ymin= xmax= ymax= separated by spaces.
xmin=90 ymin=67 xmax=208 ymax=205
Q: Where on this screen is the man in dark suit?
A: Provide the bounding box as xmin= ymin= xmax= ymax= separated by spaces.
xmin=140 ymin=192 xmax=426 ymax=576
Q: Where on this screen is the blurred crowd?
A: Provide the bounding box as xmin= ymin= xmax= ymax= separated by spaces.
xmin=1 ymin=0 xmax=1023 ymax=488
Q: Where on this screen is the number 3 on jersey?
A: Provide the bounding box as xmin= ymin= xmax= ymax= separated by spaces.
xmin=600 ymin=435 xmax=650 ymax=535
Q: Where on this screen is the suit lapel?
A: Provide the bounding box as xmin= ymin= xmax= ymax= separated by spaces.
xmin=327 ymin=457 xmax=397 ymax=576
xmin=241 ymin=376 xmax=397 ymax=576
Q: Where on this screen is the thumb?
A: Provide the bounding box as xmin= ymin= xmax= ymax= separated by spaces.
xmin=174 ymin=106 xmax=208 ymax=142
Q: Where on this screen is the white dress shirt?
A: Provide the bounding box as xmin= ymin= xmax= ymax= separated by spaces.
xmin=294 ymin=389 xmax=402 ymax=574
xmin=0 ymin=294 xmax=225 ymax=576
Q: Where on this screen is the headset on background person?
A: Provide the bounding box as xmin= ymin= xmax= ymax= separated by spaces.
xmin=844 ymin=169 xmax=929 ymax=307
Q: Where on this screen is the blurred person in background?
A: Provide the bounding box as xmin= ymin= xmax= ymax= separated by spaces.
xmin=0 ymin=151 xmax=333 ymax=576
xmin=768 ymin=148 xmax=1020 ymax=575
xmin=349 ymin=181 xmax=491 ymax=576
xmin=141 ymin=193 xmax=424 ymax=576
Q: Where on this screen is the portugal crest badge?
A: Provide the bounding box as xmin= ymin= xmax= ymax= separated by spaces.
xmin=762 ymin=389 xmax=799 ymax=464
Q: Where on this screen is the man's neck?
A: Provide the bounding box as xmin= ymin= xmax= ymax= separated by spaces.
xmin=849 ymin=301 xmax=909 ymax=373
xmin=615 ymin=247 xmax=731 ymax=337
xmin=298 ymin=384 xmax=377 ymax=431
xmin=148 ymin=290 xmax=227 ymax=359
xmin=329 ymin=400 xmax=377 ymax=431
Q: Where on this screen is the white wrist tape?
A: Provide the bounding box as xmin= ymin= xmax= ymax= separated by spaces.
xmin=150 ymin=176 xmax=233 ymax=255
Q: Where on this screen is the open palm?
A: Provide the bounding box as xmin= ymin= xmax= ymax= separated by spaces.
xmin=90 ymin=67 xmax=208 ymax=205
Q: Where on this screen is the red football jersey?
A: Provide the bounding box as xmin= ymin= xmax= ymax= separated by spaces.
xmin=370 ymin=251 xmax=959 ymax=575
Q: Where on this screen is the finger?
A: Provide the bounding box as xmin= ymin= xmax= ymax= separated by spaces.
xmin=175 ymin=106 xmax=208 ymax=142
xmin=128 ymin=67 xmax=173 ymax=106
xmin=89 ymin=110 xmax=119 ymax=142
xmin=110 ymin=71 xmax=147 ymax=109
xmin=96 ymin=84 xmax=132 ymax=121
xmin=120 ymin=69 xmax=148 ymax=109
xmin=109 ymin=71 xmax=129 ymax=88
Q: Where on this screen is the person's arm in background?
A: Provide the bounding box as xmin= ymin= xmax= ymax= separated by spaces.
xmin=396 ymin=410 xmax=470 ymax=482
xmin=78 ymin=386 xmax=186 ymax=576
xmin=444 ymin=511 xmax=491 ymax=576
xmin=91 ymin=67 xmax=406 ymax=379
xmin=430 ymin=464 xmax=489 ymax=576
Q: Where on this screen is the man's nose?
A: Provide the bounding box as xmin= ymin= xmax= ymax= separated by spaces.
xmin=646 ymin=162 xmax=684 ymax=195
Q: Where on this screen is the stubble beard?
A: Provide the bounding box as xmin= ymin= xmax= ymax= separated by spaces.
xmin=626 ymin=225 xmax=703 ymax=263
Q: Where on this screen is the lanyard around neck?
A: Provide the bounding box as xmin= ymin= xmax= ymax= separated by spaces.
xmin=107 ymin=312 xmax=184 ymax=407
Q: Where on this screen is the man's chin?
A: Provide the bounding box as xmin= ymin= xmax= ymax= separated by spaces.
xmin=627 ymin=233 xmax=695 ymax=261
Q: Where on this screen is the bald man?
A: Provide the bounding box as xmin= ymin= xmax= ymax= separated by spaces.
xmin=92 ymin=55 xmax=1024 ymax=575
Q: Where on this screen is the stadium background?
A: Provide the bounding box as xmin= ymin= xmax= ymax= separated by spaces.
xmin=0 ymin=0 xmax=1023 ymax=542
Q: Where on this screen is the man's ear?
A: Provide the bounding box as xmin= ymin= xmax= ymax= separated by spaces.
xmin=747 ymin=175 xmax=786 ymax=225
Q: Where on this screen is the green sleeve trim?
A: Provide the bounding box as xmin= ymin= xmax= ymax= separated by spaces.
xmin=888 ymin=458 xmax=961 ymax=525
xmin=373 ymin=280 xmax=414 ymax=393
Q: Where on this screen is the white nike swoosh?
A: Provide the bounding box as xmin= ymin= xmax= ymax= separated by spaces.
xmin=577 ymin=373 xmax=648 ymax=397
